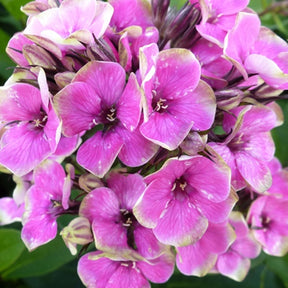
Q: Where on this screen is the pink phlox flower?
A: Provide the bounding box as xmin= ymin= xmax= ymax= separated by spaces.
xmin=0 ymin=69 xmax=61 ymax=176
xmin=176 ymin=221 xmax=236 ymax=276
xmin=21 ymin=159 xmax=73 ymax=251
xmin=79 ymin=173 xmax=166 ymax=260
xmin=77 ymin=250 xmax=175 ymax=288
xmin=215 ymin=211 xmax=261 ymax=281
xmin=191 ymin=38 xmax=232 ymax=89
xmin=248 ymin=160 xmax=288 ymax=256
xmin=194 ymin=0 xmax=249 ymax=47
xmin=224 ymin=12 xmax=288 ymax=89
xmin=54 ymin=60 xmax=143 ymax=177
xmin=133 ymin=155 xmax=233 ymax=247
xmin=209 ymin=105 xmax=277 ymax=193
xmin=118 ymin=26 xmax=159 ymax=72
xmin=22 ymin=0 xmax=114 ymax=53
xmin=139 ymin=43 xmax=216 ymax=150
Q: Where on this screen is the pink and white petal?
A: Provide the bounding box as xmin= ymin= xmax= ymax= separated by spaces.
xmin=216 ymin=250 xmax=251 ymax=281
xmin=77 ymin=130 xmax=124 ymax=178
xmin=73 ymin=61 xmax=126 ymax=107
xmin=232 ymin=233 xmax=261 ymax=259
xmin=6 ymin=32 xmax=32 ymax=66
xmin=210 ymin=0 xmax=249 ymax=15
xmin=33 ymin=160 xmax=65 ymax=199
xmin=138 ymin=252 xmax=175 ymax=283
xmin=77 ymin=252 xmax=119 ymax=288
xmin=245 ymin=54 xmax=288 ymax=89
xmin=193 ymin=188 xmax=238 ymax=223
xmin=243 ymin=132 xmax=275 ymax=162
xmin=54 ymin=82 xmax=101 ymax=137
xmin=117 ymin=73 xmax=142 ymax=132
xmin=109 ymin=0 xmax=153 ymax=30
xmin=170 ymin=80 xmax=216 ymax=131
xmin=79 ymin=188 xmax=120 ymax=222
xmin=156 ymin=49 xmax=201 ymax=99
xmin=224 ymin=12 xmax=260 ymax=77
xmin=207 ymin=143 xmax=246 ymax=191
xmin=0 ymin=124 xmax=51 ymax=176
xmin=0 ymin=197 xmax=23 ymax=225
xmin=118 ymin=125 xmax=159 ymax=167
xmin=92 ymin=219 xmax=129 ymax=252
xmin=197 ymin=22 xmax=227 ymax=47
xmin=185 ymin=155 xmax=231 ymax=202
xmin=240 ymin=104 xmax=277 ymax=134
xmin=133 ymin=178 xmax=172 ymax=229
xmin=153 ymin=198 xmax=208 ymax=246
xmin=133 ymin=224 xmax=164 ymax=259
xmin=236 ymin=152 xmax=272 ymax=193
xmin=177 ymin=242 xmax=217 ymax=276
xmin=50 ymin=134 xmax=81 ymax=161
xmin=21 ymin=215 xmax=58 ymax=251
xmin=44 ymin=106 xmax=62 ymax=153
xmin=0 ymin=84 xmax=42 ymax=122
xmin=106 ymin=262 xmax=149 ymax=288
xmin=140 ymin=111 xmax=194 ymax=150
xmin=107 ymin=173 xmax=146 ymax=210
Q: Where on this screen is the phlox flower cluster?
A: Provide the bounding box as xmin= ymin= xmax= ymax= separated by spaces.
xmin=1 ymin=0 xmax=288 ymax=286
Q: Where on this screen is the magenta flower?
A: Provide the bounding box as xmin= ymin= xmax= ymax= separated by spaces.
xmin=21 ymin=160 xmax=72 ymax=251
xmin=79 ymin=173 xmax=165 ymax=259
xmin=22 ymin=0 xmax=114 ymax=52
xmin=0 ymin=69 xmax=61 ymax=176
xmin=54 ymin=61 xmax=143 ymax=177
xmin=224 ymin=12 xmax=288 ymax=89
xmin=209 ymin=105 xmax=277 ymax=192
xmin=248 ymin=163 xmax=288 ymax=256
xmin=77 ymin=251 xmax=175 ymax=288
xmin=176 ymin=221 xmax=235 ymax=276
xmin=195 ymin=0 xmax=249 ymax=47
xmin=139 ymin=43 xmax=216 ymax=150
xmin=191 ymin=38 xmax=232 ymax=89
xmin=133 ymin=155 xmax=232 ymax=246
xmin=215 ymin=212 xmax=261 ymax=281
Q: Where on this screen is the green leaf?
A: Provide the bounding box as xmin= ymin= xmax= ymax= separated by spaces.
xmin=0 ymin=229 xmax=25 ymax=273
xmin=2 ymin=235 xmax=75 ymax=279
xmin=1 ymin=0 xmax=28 ymax=24
xmin=265 ymin=254 xmax=288 ymax=288
xmin=0 ymin=28 xmax=15 ymax=84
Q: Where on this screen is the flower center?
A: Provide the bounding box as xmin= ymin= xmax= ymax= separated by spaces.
xmin=171 ymin=176 xmax=188 ymax=201
xmin=120 ymin=209 xmax=137 ymax=250
xmin=152 ymin=92 xmax=169 ymax=113
xmin=32 ymin=111 xmax=48 ymax=129
xmin=106 ymin=107 xmax=117 ymax=122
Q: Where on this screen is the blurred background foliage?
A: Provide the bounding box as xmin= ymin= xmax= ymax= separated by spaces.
xmin=0 ymin=0 xmax=288 ymax=287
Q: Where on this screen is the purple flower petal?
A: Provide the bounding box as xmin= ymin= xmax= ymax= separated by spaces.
xmin=73 ymin=61 xmax=126 ymax=107
xmin=77 ymin=130 xmax=124 ymax=178
xmin=153 ymin=197 xmax=208 ymax=246
xmin=77 ymin=252 xmax=119 ymax=288
xmin=54 ymin=82 xmax=101 ymax=136
xmin=236 ymin=152 xmax=272 ymax=193
xmin=107 ymin=173 xmax=146 ymax=210
xmin=0 ymin=123 xmax=51 ymax=176
xmin=117 ymin=73 xmax=142 ymax=132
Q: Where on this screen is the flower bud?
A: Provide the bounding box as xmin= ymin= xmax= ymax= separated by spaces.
xmin=60 ymin=217 xmax=93 ymax=255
